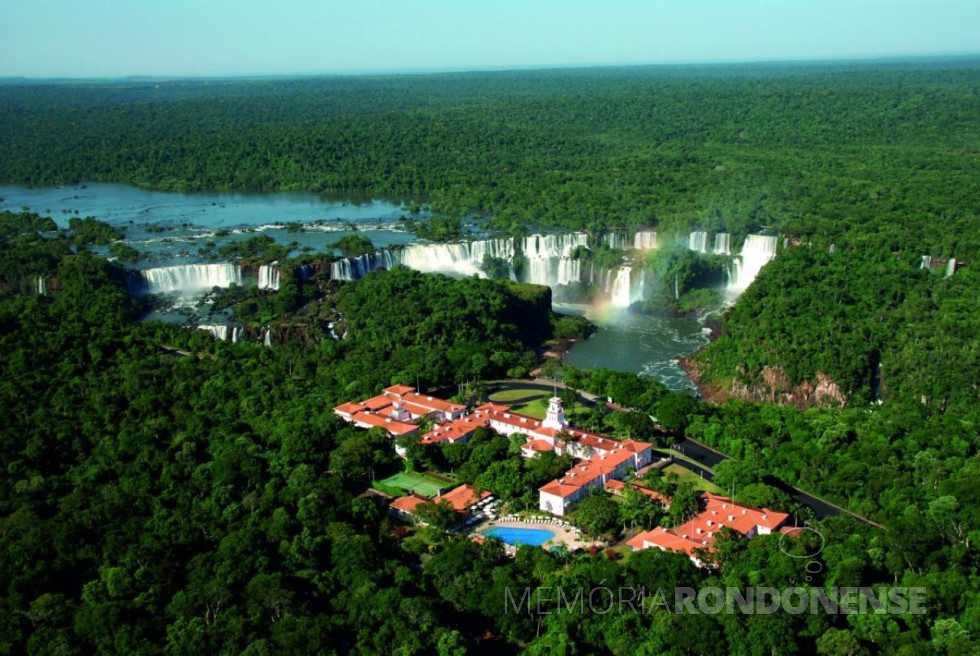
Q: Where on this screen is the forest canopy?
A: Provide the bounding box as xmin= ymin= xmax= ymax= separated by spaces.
xmin=1 ymin=60 xmax=977 ymax=255
xmin=1 ymin=59 xmax=979 ymax=654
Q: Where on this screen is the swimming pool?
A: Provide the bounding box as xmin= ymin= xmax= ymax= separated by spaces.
xmin=483 ymin=527 xmax=555 ymax=546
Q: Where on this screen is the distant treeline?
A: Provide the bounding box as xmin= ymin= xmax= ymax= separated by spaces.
xmin=1 ymin=61 xmax=977 ymax=254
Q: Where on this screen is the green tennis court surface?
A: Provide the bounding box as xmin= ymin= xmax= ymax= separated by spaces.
xmin=380 ymin=471 xmax=445 ymax=497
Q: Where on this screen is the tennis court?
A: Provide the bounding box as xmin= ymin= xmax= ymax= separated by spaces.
xmin=379 ymin=471 xmax=445 ymax=497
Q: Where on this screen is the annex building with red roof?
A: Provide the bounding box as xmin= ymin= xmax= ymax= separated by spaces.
xmin=627 ymin=492 xmax=790 ymax=567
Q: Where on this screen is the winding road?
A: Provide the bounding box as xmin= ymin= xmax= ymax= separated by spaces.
xmin=481 ymin=378 xmax=884 ymax=528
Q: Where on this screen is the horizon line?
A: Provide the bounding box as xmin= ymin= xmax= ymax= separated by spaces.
xmin=2 ymin=52 xmax=979 ymax=83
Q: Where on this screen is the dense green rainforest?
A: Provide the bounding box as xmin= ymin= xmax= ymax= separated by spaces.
xmin=2 ymin=216 xmax=978 ymax=655
xmin=1 ymin=61 xmax=979 ymax=654
xmin=1 ymin=61 xmax=978 ymax=253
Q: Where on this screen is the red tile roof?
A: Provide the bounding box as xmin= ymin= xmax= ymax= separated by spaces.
xmin=628 ymin=494 xmax=789 ymax=561
xmin=385 ymin=384 xmax=415 ymax=396
xmin=390 ymin=494 xmax=429 ymax=514
xmin=540 ymin=439 xmax=652 ymax=499
xmin=474 ymin=402 xmax=510 ymax=413
xmin=350 ymin=410 xmax=418 ymax=436
xmin=540 ymin=479 xmax=584 ymax=498
xmin=633 ymin=486 xmax=670 ymax=505
xmin=627 ymin=527 xmax=708 ymax=557
xmin=361 ymin=394 xmax=394 ymax=411
xmin=402 ymin=392 xmax=465 ymax=415
xmin=420 ymin=417 xmax=487 ymax=445
xmin=700 ymin=493 xmax=789 ymax=533
xmin=440 ymin=484 xmax=491 ymax=512
xmin=333 ymin=401 xmax=365 ymax=416
xmin=524 ymin=439 xmax=555 ymax=453
xmin=605 ymin=479 xmax=626 ymax=492
xmin=606 ymin=479 xmax=670 ymax=505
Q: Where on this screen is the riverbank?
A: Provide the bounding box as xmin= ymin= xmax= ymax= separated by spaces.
xmin=678 ymin=356 xmax=733 ymax=404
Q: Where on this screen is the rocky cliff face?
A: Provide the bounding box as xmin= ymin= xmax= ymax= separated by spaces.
xmin=731 ymin=366 xmax=847 ymax=408
xmin=682 ymin=359 xmax=848 ymax=408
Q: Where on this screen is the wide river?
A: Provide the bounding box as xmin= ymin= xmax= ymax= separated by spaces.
xmin=1 ymin=183 xmax=708 ymax=391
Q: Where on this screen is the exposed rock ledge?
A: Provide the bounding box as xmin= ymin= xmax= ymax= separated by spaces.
xmin=680 ymin=359 xmax=847 ymax=408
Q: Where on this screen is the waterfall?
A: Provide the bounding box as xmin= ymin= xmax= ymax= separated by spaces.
xmin=631 ymin=268 xmax=646 ymax=304
xmin=633 ymin=230 xmax=658 ymax=250
xmin=469 ymin=237 xmax=516 ymax=262
xmin=257 ymin=264 xmax=280 ymax=290
xmin=920 ymin=255 xmax=932 ymax=270
xmin=946 ymin=258 xmax=956 ymax=278
xmin=132 ymin=263 xmax=243 ymax=294
xmin=263 ymin=329 xmax=272 ymax=347
xmin=557 ymin=258 xmax=581 ymax=286
xmin=397 ymin=237 xmax=517 ymax=277
xmin=329 ymin=233 xmax=591 ymax=284
xmin=713 ymin=233 xmax=731 ymax=255
xmin=522 ymin=233 xmax=589 ymax=259
xmin=197 ymin=325 xmax=246 ymax=342
xmin=330 ymin=250 xmax=397 ymax=280
xmin=330 ymin=237 xmax=520 ymax=281
xmin=689 ymin=231 xmax=709 ymax=253
xmin=35 ymin=276 xmax=46 ymax=296
xmin=296 ymin=264 xmax=314 ymax=281
xmin=520 ymin=233 xmax=588 ymax=286
xmin=603 ymin=232 xmax=629 ymax=250
xmin=198 ymin=325 xmax=231 ymax=341
xmin=527 ymin=257 xmax=582 ymax=287
xmin=727 ymin=234 xmax=778 ymax=292
xmin=400 ymin=242 xmax=477 ymax=276
xmin=610 ymin=267 xmax=633 ymax=307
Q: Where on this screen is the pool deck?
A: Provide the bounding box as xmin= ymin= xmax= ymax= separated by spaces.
xmin=473 ymin=519 xmax=603 ymax=553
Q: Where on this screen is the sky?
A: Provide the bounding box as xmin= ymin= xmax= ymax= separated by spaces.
xmin=1 ymin=0 xmax=978 ymax=78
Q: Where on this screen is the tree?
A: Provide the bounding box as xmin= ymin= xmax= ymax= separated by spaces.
xmin=329 ymin=428 xmax=395 ymax=480
xmin=508 ymin=433 xmax=528 ymax=456
xmin=413 ymin=500 xmax=456 ymax=532
xmin=667 ymin=483 xmax=702 ymax=527
xmin=573 ymin=492 xmax=619 ymax=537
xmin=396 ymin=432 xmax=425 ymax=469
xmin=655 ymin=393 xmax=700 ymax=434
xmin=619 ymin=486 xmax=663 ymax=532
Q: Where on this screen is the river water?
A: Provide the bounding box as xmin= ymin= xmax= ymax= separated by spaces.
xmin=1 ymin=183 xmax=708 ymax=391
xmin=0 ymin=183 xmax=418 ymax=265
xmin=556 ymin=305 xmax=708 ymax=392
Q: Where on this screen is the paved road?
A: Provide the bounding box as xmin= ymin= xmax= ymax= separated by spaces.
xmin=479 ymin=379 xmax=884 ymax=528
xmin=673 ymin=437 xmax=883 ymax=527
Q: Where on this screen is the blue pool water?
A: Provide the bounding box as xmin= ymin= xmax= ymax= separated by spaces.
xmin=483 ymin=527 xmax=555 ymax=546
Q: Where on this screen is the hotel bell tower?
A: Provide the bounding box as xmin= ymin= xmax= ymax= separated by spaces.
xmin=543 ymin=397 xmax=568 ymax=431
